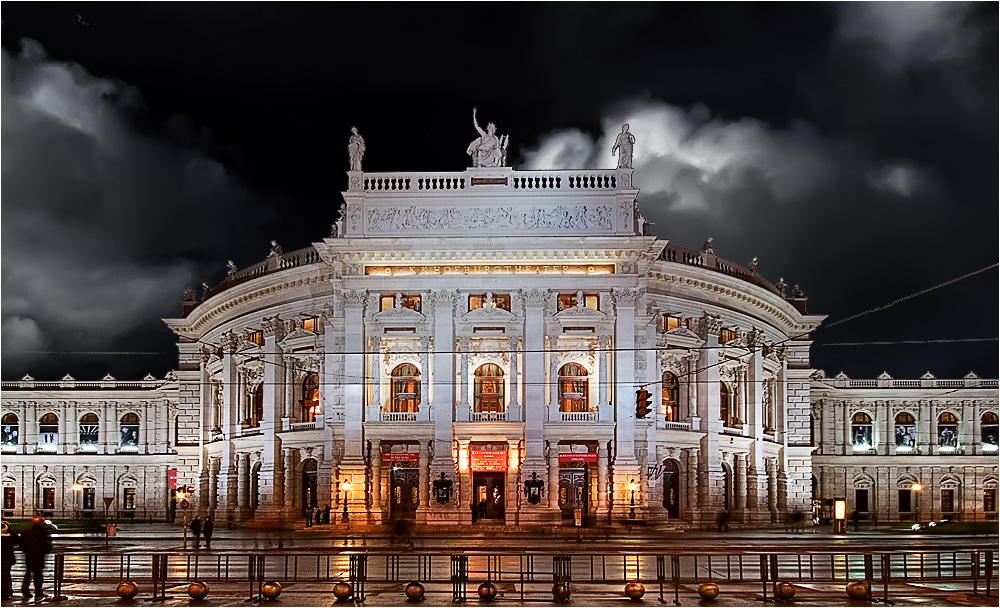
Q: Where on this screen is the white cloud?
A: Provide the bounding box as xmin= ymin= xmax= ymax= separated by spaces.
xmin=867 ymin=163 xmax=926 ymax=198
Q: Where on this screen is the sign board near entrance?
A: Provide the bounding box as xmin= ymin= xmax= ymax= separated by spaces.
xmin=381 ymin=452 xmax=420 ymax=462
xmin=559 ymin=453 xmax=597 ymax=463
xmin=167 ymin=468 xmax=177 ymax=489
xmin=470 ymin=450 xmax=508 ymax=472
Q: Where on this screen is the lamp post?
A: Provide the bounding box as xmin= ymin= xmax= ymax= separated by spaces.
xmin=912 ymin=482 xmax=922 ymax=524
xmin=832 ymin=498 xmax=847 ymax=534
xmin=71 ymin=483 xmax=83 ymax=520
xmin=341 ymin=481 xmax=351 ymax=523
xmin=177 ymin=488 xmax=189 ymax=550
xmin=628 ymin=479 xmax=638 ymax=519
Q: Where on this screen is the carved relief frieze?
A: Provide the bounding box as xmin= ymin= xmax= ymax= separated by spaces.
xmin=365 ymin=204 xmax=612 ymax=233
xmin=342 ymin=290 xmax=367 ymax=309
xmin=611 ymin=288 xmax=640 ymax=308
xmin=695 ymin=313 xmax=724 ymax=341
xmin=261 ymin=315 xmax=287 ymax=341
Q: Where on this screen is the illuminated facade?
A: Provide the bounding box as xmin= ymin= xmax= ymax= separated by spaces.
xmin=3 ymin=162 xmax=995 ymax=527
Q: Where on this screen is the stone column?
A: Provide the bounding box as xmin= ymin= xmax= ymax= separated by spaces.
xmin=734 ymin=453 xmax=747 ymax=518
xmin=208 ymin=457 xmax=220 ymax=517
xmin=598 ymin=335 xmax=609 ymax=407
xmin=57 ymin=407 xmax=67 ymax=455
xmin=342 ymin=290 xmax=366 ymax=458
xmin=457 ymin=440 xmax=472 ymax=524
xmin=735 ymin=366 xmax=746 ymax=426
xmin=695 ymin=313 xmax=725 ymax=523
xmin=416 ymin=441 xmax=430 ymax=523
xmin=834 ymin=400 xmax=846 ymax=455
xmin=547 ymin=449 xmax=560 ymax=511
xmin=548 ymin=335 xmax=559 ymax=417
xmin=597 ymin=443 xmax=609 ymax=516
xmin=746 ymin=344 xmax=767 ymax=522
xmin=459 ymin=337 xmax=470 ymax=416
xmin=611 ymin=289 xmax=641 ymax=517
xmin=370 ymin=451 xmax=382 ymax=523
xmin=687 ymin=448 xmax=701 ymax=515
xmin=766 ymin=457 xmax=778 ymax=522
xmin=522 ymin=290 xmax=548 ymax=477
xmin=508 ymin=335 xmax=519 ymax=419
xmin=236 ymin=452 xmax=249 ymax=519
xmin=258 ymin=316 xmax=286 ymax=516
xmin=283 ymin=448 xmax=297 ymax=514
xmin=371 ymin=336 xmax=381 ymax=412
xmin=918 ymin=400 xmax=932 ymax=455
xmin=420 ymin=336 xmax=430 ymax=413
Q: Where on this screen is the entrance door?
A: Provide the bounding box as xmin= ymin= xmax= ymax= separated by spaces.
xmin=662 ymin=460 xmax=680 ymax=519
xmin=301 ymin=459 xmax=318 ymax=517
xmin=558 ymin=468 xmax=588 ymax=519
xmin=41 ymin=487 xmax=55 ymax=517
xmin=390 ymin=469 xmax=420 ymax=519
xmin=472 ymin=472 xmax=505 ymax=522
xmin=855 ymin=488 xmax=869 ymax=520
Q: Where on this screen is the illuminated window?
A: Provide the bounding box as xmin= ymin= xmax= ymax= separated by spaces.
xmin=719 ymin=382 xmax=732 ymax=425
xmin=123 ymin=488 xmax=136 ymax=511
xmin=557 ymin=293 xmax=598 ymax=311
xmin=3 ymin=487 xmax=15 ymax=514
xmin=938 ymin=412 xmax=959 ymax=451
xmin=941 ymin=489 xmax=955 ymax=514
xmin=894 ymin=412 xmax=916 ymax=450
xmin=720 ymin=328 xmax=738 ymax=344
xmin=851 ymin=412 xmax=873 ymax=450
xmin=302 ymin=316 xmax=320 ymax=332
xmin=1 ymin=413 xmax=18 ymax=448
xmin=381 ymin=294 xmax=421 ymax=312
xmin=474 ymin=364 xmax=505 ymax=413
xmin=468 ymin=293 xmax=511 ymax=312
xmin=247 ymin=330 xmax=264 ymax=345
xmin=662 ymin=315 xmax=682 ymax=332
xmin=661 ymin=372 xmax=680 ymax=422
xmin=390 ymin=363 xmax=421 ymax=413
xmin=985 ymin=489 xmax=997 ymax=517
xmin=38 ymin=413 xmax=59 ymax=450
xmin=302 ymin=373 xmax=320 ymax=422
xmin=981 ymin=412 xmax=998 ymax=451
xmin=248 ymin=383 xmax=264 ymax=427
xmin=558 ymin=363 xmax=589 ymax=412
xmin=119 ymin=413 xmax=140 ymax=449
xmin=79 ymin=413 xmax=99 ymax=449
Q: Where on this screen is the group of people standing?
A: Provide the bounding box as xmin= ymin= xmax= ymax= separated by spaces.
xmin=2 ymin=517 xmax=53 ymax=601
xmin=188 ymin=516 xmax=215 ymax=549
xmin=307 ymin=506 xmax=332 ymax=527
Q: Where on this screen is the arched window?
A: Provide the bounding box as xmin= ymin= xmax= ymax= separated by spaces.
xmin=247 ymin=383 xmax=264 ymax=427
xmin=894 ymin=412 xmax=916 ymax=450
xmin=851 ymin=412 xmax=873 ymax=450
xmin=474 ymin=364 xmax=505 ymax=413
xmin=390 ymin=363 xmax=421 ymax=413
xmin=302 ymin=373 xmax=320 ymax=423
xmin=938 ymin=412 xmax=959 ymax=450
xmin=38 ymin=413 xmax=59 ymax=450
xmin=981 ymin=412 xmax=998 ymax=451
xmin=1 ymin=413 xmax=18 ymax=448
xmin=119 ymin=413 xmax=140 ymax=449
xmin=719 ymin=382 xmax=732 ymax=425
xmin=558 ymin=363 xmax=589 ymax=413
xmin=661 ymin=372 xmax=680 ymax=422
xmin=79 ymin=413 xmax=99 ymax=449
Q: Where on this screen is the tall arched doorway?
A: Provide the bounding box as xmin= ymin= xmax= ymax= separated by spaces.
xmin=662 ymin=459 xmax=681 ymax=519
xmin=251 ymin=462 xmax=261 ymax=513
xmin=721 ymin=462 xmax=733 ymax=513
xmin=301 ymin=459 xmax=318 ymax=517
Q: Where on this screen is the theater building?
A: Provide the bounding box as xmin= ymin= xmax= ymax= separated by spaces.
xmin=2 ymin=158 xmax=995 ymax=527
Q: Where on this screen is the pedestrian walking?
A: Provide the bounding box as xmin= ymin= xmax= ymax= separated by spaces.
xmin=2 ymin=520 xmax=18 ymax=600
xmin=202 ymin=516 xmax=214 ymax=549
xmin=323 ymin=505 xmax=331 ymax=525
xmin=190 ymin=516 xmax=202 ymax=548
xmin=19 ymin=516 xmax=52 ymax=601
xmin=716 ymin=510 xmax=730 ymax=533
xmin=851 ymin=510 xmax=860 ymax=532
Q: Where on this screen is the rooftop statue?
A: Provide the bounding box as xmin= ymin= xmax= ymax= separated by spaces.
xmin=348 ymin=126 xmax=366 ymax=171
xmin=467 ymin=108 xmax=508 ymax=168
xmin=612 ymin=124 xmax=635 ymax=169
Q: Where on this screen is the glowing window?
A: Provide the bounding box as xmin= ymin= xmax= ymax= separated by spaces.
xmin=38 ymin=413 xmax=59 ymax=449
xmin=938 ymin=412 xmax=959 ymax=450
xmin=558 ymin=363 xmax=589 ymax=412
xmin=302 ymin=373 xmax=320 ymax=423
xmin=119 ymin=413 xmax=140 ymax=448
xmin=390 ymin=363 xmax=421 ymax=413
xmin=474 ymin=364 xmax=505 ymax=413
xmin=1 ymin=413 xmax=18 ymax=447
xmin=981 ymin=412 xmax=998 ymax=451
xmin=851 ymin=412 xmax=873 ymax=450
xmin=894 ymin=412 xmax=916 ymax=450
xmin=302 ymin=316 xmax=320 ymax=332
xmin=79 ymin=413 xmax=99 ymax=447
xmin=661 ymin=372 xmax=680 ymax=422
xmin=662 ymin=315 xmax=682 ymax=332
xmin=469 ymin=293 xmax=511 ymax=312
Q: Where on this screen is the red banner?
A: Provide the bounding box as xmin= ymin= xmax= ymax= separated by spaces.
xmin=470 ymin=450 xmax=508 ymax=472
xmin=559 ymin=453 xmax=597 ymax=463
xmin=167 ymin=469 xmax=177 ymax=489
xmin=381 ymin=452 xmax=420 ymax=462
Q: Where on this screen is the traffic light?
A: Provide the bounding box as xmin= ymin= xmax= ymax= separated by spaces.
xmin=635 ymin=388 xmax=652 ymax=419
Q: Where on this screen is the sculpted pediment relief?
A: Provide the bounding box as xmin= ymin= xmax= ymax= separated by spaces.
xmin=373 ymin=307 xmax=426 ymax=322
xmin=664 ymin=326 xmax=699 ymax=340
xmin=555 ymin=306 xmax=607 ymax=321
xmin=280 ymin=328 xmax=316 ymax=344
xmin=463 ymin=306 xmax=515 ymax=322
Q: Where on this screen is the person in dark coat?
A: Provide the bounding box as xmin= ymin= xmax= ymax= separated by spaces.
xmin=190 ymin=516 xmax=202 ymax=548
xmin=323 ymin=506 xmax=331 ymax=525
xmin=20 ymin=516 xmax=52 ymax=600
xmin=2 ymin=520 xmax=18 ymax=600
xmin=202 ymin=517 xmax=214 ymax=549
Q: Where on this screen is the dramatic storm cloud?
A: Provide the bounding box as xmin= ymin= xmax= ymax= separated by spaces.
xmin=1 ymin=40 xmax=270 ymax=378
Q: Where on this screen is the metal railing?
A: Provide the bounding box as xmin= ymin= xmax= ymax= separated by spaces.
xmin=22 ymin=545 xmax=997 ymax=604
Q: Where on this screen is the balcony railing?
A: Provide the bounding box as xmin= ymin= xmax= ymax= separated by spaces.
xmin=359 ymin=169 xmax=625 ymax=193
xmin=660 ymin=243 xmax=782 ymax=297
xmin=559 ymin=411 xmax=597 ymax=422
xmin=470 ymin=411 xmax=507 ymax=422
xmin=662 ymin=421 xmax=692 ymax=431
xmin=381 ymin=411 xmax=418 ymax=422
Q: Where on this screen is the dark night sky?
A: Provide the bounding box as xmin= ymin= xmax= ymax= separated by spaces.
xmin=2 ymin=3 xmax=997 ymax=382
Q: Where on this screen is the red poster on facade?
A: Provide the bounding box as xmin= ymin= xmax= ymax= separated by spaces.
xmin=381 ymin=452 xmax=420 ymax=462
xmin=167 ymin=468 xmax=177 ymax=489
xmin=559 ymin=453 xmax=598 ymax=463
xmin=470 ymin=450 xmax=508 ymax=471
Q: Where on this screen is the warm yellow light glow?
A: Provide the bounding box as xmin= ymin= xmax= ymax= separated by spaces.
xmin=71 ymin=483 xmax=83 ymax=492
xmin=341 ymin=481 xmax=351 ymax=492
xmin=628 ymin=479 xmax=638 ymax=492
xmin=834 ymin=499 xmax=846 ymax=520
xmin=177 ymin=489 xmax=186 ymax=500
xmin=912 ymin=483 xmax=922 ymax=492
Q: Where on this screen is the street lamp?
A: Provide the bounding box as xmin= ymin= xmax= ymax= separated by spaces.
xmin=71 ymin=483 xmax=83 ymax=520
xmin=341 ymin=481 xmax=351 ymax=523
xmin=628 ymin=479 xmax=638 ymax=519
xmin=177 ymin=488 xmax=189 ymax=550
xmin=912 ymin=482 xmax=923 ymax=523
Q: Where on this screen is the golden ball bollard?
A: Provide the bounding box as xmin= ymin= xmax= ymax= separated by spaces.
xmin=845 ymin=580 xmax=869 ymax=600
xmin=261 ymin=581 xmax=282 ymax=600
xmin=697 ymin=582 xmax=720 ymax=601
xmin=405 ymin=581 xmax=425 ymax=601
xmin=116 ymin=580 xmax=139 ymax=600
xmin=333 ymin=582 xmax=354 ymax=602
xmin=478 ymin=581 xmax=498 ymax=601
xmin=552 ymin=581 xmax=571 ymax=602
xmin=187 ymin=581 xmax=209 ymax=600
xmin=773 ymin=581 xmax=796 ymax=601
xmin=624 ymin=581 xmax=645 ymax=600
